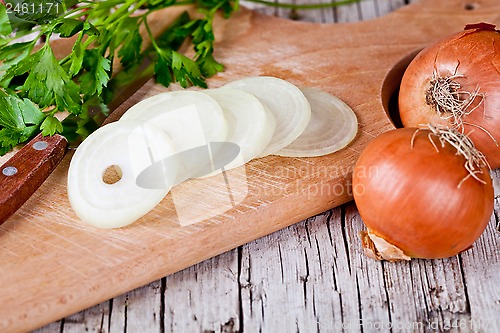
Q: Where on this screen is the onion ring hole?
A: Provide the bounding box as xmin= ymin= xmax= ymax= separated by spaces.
xmin=102 ymin=165 xmax=123 ymax=185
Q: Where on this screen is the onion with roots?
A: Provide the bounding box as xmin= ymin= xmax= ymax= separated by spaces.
xmin=353 ymin=126 xmax=494 ymax=260
xmin=399 ymin=23 xmax=500 ymax=168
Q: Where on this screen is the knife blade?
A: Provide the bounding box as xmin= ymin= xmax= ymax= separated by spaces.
xmin=0 ymin=13 xmax=188 ymax=225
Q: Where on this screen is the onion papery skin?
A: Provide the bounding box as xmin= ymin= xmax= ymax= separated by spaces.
xmin=352 ymin=128 xmax=494 ymax=259
xmin=399 ymin=26 xmax=500 ymax=168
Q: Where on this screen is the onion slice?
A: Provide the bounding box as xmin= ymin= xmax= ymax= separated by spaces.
xmin=67 ymin=120 xmax=177 ymax=228
xmin=276 ymin=87 xmax=358 ymax=157
xmin=121 ymin=91 xmax=228 ymax=182
xmin=224 ymin=76 xmax=311 ymax=156
xmin=202 ymin=88 xmax=276 ymax=173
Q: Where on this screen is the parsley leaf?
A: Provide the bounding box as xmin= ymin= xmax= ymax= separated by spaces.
xmin=61 ymin=97 xmax=107 ymax=144
xmin=0 ymin=4 xmax=13 ymax=37
xmin=116 ymin=17 xmax=143 ymax=68
xmin=78 ymin=49 xmax=111 ymax=99
xmin=20 ymin=44 xmax=81 ymax=113
xmin=40 ymin=115 xmax=63 ymax=136
xmin=68 ymin=33 xmax=85 ymax=76
xmin=0 ymin=41 xmax=35 ymax=82
xmin=0 ymin=91 xmax=45 ymax=154
xmin=172 ymin=51 xmax=206 ymax=88
xmin=154 ymin=49 xmax=174 ymax=87
xmin=198 ymin=53 xmax=224 ymax=78
xmin=55 ymin=18 xmax=84 ymax=38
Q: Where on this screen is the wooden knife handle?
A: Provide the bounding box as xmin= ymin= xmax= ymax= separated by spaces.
xmin=0 ymin=133 xmax=68 ymax=225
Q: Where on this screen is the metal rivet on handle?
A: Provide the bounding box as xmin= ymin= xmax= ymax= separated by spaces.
xmin=2 ymin=166 xmax=18 ymax=177
xmin=33 ymin=141 xmax=49 ymax=151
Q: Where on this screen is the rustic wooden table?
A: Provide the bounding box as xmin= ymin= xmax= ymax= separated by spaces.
xmin=34 ymin=1 xmax=499 ymax=332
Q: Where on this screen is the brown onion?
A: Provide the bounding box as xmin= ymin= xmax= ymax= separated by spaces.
xmin=352 ymin=127 xmax=494 ymax=260
xmin=399 ymin=23 xmax=500 ymax=168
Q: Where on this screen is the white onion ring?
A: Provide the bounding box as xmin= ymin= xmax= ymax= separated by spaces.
xmin=121 ymin=90 xmax=228 ymax=182
xmin=276 ymin=87 xmax=358 ymax=157
xmin=224 ymin=76 xmax=311 ymax=157
xmin=202 ymin=88 xmax=276 ymax=172
xmin=67 ymin=120 xmax=177 ymax=228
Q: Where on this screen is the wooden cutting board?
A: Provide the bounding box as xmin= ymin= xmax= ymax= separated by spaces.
xmin=1 ymin=1 xmax=499 ymax=331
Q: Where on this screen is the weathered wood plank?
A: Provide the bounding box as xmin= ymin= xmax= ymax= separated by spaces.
xmin=61 ymin=301 xmax=110 ymax=333
xmin=164 ymin=251 xmax=241 ymax=333
xmin=459 ymin=176 xmax=500 ymax=333
xmin=414 ymin=258 xmax=469 ymax=332
xmin=32 ymin=321 xmax=62 ymax=333
xmin=240 ymin=1 xmax=276 ymax=16
xmin=343 ymin=203 xmax=391 ymax=332
xmin=239 ymin=212 xmax=359 ymax=332
xmin=357 ymin=0 xmax=379 ymax=21
xmin=240 ymin=0 xmax=411 ymax=23
xmin=108 ymin=280 xmax=163 ymax=332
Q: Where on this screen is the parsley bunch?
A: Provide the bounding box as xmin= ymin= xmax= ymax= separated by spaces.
xmin=0 ymin=0 xmax=238 ymax=155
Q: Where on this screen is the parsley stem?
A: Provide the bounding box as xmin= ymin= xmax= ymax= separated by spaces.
xmin=104 ymin=0 xmax=142 ymax=25
xmin=169 ymin=0 xmax=197 ymax=5
xmin=243 ymin=0 xmax=362 ymax=10
xmin=143 ymin=17 xmax=160 ymax=53
xmin=12 ymin=26 xmax=43 ymax=41
xmin=58 ymin=33 xmax=97 ymax=69
xmin=59 ymin=4 xmax=94 ymax=19
xmin=105 ymin=0 xmax=149 ymax=31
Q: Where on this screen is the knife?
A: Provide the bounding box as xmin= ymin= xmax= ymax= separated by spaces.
xmin=0 ymin=14 xmax=188 ymax=225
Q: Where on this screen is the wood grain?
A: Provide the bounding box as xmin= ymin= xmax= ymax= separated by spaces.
xmin=2 ymin=1 xmax=500 ymax=332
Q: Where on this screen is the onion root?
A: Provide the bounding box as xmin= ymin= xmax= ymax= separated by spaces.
xmin=425 ymin=72 xmax=484 ymax=131
xmin=412 ymin=124 xmax=489 ymax=187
